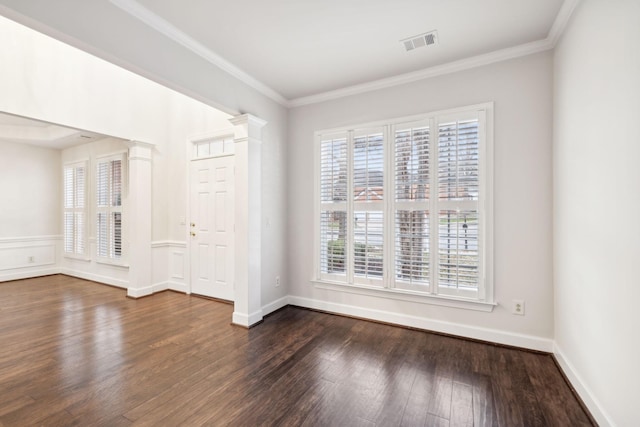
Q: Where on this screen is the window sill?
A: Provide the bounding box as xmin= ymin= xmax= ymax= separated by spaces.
xmin=95 ymin=259 xmax=129 ymax=269
xmin=63 ymin=254 xmax=91 ymax=262
xmin=312 ymin=279 xmax=496 ymax=312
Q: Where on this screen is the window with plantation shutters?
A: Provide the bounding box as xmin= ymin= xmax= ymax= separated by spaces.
xmin=96 ymin=155 xmax=125 ymax=262
xmin=319 ymin=134 xmax=348 ymax=279
xmin=63 ymin=162 xmax=87 ymax=257
xmin=436 ymin=116 xmax=480 ymax=296
xmin=394 ymin=122 xmax=430 ymax=289
xmin=353 ymin=130 xmax=384 ymax=283
xmin=315 ymin=103 xmax=493 ymax=305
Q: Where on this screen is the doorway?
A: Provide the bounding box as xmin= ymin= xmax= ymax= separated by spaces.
xmin=189 ymin=153 xmax=235 ymax=301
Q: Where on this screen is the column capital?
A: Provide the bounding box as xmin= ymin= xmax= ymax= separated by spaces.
xmin=229 ymin=114 xmax=267 ymax=140
xmin=126 ymin=140 xmax=154 ymax=161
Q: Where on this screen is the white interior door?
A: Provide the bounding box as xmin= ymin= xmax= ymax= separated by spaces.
xmin=189 ymin=155 xmax=235 ymax=301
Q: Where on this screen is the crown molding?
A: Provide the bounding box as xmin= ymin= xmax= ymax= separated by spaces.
xmin=289 ymin=0 xmax=580 ymax=108
xmin=109 ymin=0 xmax=288 ymax=107
xmin=102 ymin=0 xmax=578 ymax=110
xmin=547 ymin=0 xmax=581 ymax=47
xmin=288 ymin=38 xmax=553 ymax=108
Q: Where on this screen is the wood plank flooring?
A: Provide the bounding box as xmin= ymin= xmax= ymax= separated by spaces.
xmin=0 ymin=275 xmax=594 ymax=426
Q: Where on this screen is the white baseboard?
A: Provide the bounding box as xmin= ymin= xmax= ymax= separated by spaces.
xmin=262 ymin=296 xmax=289 ymax=317
xmin=127 ymin=285 xmax=154 ymax=298
xmin=60 ymin=268 xmax=128 ymax=289
xmin=152 ymin=281 xmax=169 ymax=293
xmin=232 ymin=309 xmax=264 ymax=328
xmin=554 ymin=343 xmax=613 ymax=427
xmin=0 ymin=267 xmax=60 ymax=282
xmin=168 ymin=281 xmax=188 ymax=294
xmin=288 ymin=295 xmax=554 ymax=352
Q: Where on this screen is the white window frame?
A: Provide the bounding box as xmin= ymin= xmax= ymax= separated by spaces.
xmin=63 ymin=160 xmax=88 ymax=259
xmin=95 ymin=152 xmax=127 ymax=265
xmin=314 ymin=103 xmax=494 ymax=311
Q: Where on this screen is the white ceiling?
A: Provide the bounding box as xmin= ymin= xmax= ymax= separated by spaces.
xmin=0 ymin=113 xmax=107 ymax=149
xmin=130 ymin=0 xmax=564 ymax=99
xmin=0 ymin=0 xmax=571 ymax=104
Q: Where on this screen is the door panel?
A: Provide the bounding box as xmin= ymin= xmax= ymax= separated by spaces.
xmin=190 ymin=156 xmax=235 ymax=301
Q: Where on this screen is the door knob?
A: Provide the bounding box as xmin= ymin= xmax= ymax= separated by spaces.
xmin=190 ymin=232 xmax=196 ymax=237
xmin=190 ymin=222 xmax=196 ymax=227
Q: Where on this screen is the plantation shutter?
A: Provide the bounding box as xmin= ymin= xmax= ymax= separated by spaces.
xmin=96 ymin=156 xmax=124 ymax=260
xmin=436 ymin=115 xmax=480 ymax=292
xmin=111 ymin=160 xmax=123 ymax=259
xmin=63 ymin=162 xmax=86 ymax=256
xmin=97 ymin=161 xmax=108 ymax=258
xmin=393 ymin=122 xmax=430 ymax=288
xmin=319 ymin=134 xmax=348 ymax=277
xmin=352 ymin=129 xmax=384 ymax=282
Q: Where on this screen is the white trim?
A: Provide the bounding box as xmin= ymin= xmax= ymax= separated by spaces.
xmin=127 ymin=284 xmax=154 ymax=298
xmin=0 ymin=235 xmax=62 ymax=243
xmin=288 ymin=39 xmax=552 ymax=107
xmin=554 ymin=343 xmax=614 ymax=427
xmin=168 ymin=281 xmax=188 ymax=293
xmin=547 ymin=0 xmax=581 ymax=47
xmin=232 ymin=310 xmax=264 ymax=328
xmin=150 ymin=240 xmax=187 ymax=248
xmin=289 ymin=295 xmax=553 ymax=352
xmin=152 ymin=281 xmax=169 ymax=293
xmin=316 ymin=103 xmax=493 ymax=136
xmin=109 ymin=0 xmax=288 ymax=107
xmin=96 ymin=149 xmax=129 ymax=160
xmin=189 ymin=128 xmax=236 ymax=143
xmin=124 ymin=281 xmax=184 ymax=297
xmin=313 ymin=280 xmax=496 ymax=312
xmin=63 ymin=254 xmax=91 ymax=262
xmin=0 ymin=267 xmax=60 ymax=283
xmin=59 ymin=268 xmax=129 ymax=289
xmin=262 ymin=296 xmax=289 ymax=317
xmin=95 ymin=259 xmax=130 ymax=269
xmin=0 ymin=260 xmax=56 ymax=272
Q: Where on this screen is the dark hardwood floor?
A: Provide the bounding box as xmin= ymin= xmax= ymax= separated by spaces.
xmin=0 ymin=275 xmax=593 ymax=426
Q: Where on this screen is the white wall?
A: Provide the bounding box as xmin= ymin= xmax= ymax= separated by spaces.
xmin=0 ymin=140 xmax=60 ymax=238
xmin=553 ymin=1 xmax=640 ymax=426
xmin=0 ymin=140 xmax=61 ymax=281
xmin=288 ymin=51 xmax=555 ymax=349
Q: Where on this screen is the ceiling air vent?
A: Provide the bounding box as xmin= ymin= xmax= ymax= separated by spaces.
xmin=402 ymin=31 xmax=438 ymax=52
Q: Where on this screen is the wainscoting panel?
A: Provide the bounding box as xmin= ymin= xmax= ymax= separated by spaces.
xmin=0 ymin=235 xmax=61 ymax=282
xmin=151 ymin=241 xmax=187 ymax=294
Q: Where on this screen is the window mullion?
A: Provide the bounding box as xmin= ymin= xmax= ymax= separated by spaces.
xmin=346 ymin=130 xmax=354 ymax=285
xmin=430 ymin=116 xmax=438 ymax=295
xmin=385 ymin=125 xmax=393 ymax=289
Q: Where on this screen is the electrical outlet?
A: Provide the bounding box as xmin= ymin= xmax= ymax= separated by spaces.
xmin=512 ymin=299 xmax=525 ymax=315
xmin=275 ymin=276 xmax=280 ymax=287
xmin=28 ymin=256 xmax=35 ymax=263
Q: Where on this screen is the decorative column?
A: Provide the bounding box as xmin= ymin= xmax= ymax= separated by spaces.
xmin=230 ymin=114 xmax=267 ymax=327
xmin=126 ymin=141 xmax=154 ymax=298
